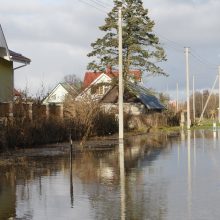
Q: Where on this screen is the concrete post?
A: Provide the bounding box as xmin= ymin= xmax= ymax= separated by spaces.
xmin=45 ymin=104 xmax=49 ymax=120
xmin=8 ymin=102 xmax=13 ymax=121
xmin=28 ymin=102 xmax=33 ymax=122
xmin=59 ymin=104 xmax=64 ymax=120
xmin=180 ymin=111 xmax=185 ymax=129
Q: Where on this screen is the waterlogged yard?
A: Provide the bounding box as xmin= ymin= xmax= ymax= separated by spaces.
xmin=1 ymin=130 xmax=220 ymax=220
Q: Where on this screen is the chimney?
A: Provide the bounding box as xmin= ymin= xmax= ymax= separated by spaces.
xmin=106 ymin=65 xmax=112 ymax=74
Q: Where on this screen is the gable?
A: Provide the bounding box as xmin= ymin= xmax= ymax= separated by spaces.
xmin=43 ymin=84 xmax=69 ymax=104
xmin=0 ymin=25 xmax=10 ymax=60
xmin=83 ymin=68 xmax=142 ymax=88
xmin=91 ymin=73 xmax=111 ymax=85
xmin=0 ymin=24 xmax=31 ymax=64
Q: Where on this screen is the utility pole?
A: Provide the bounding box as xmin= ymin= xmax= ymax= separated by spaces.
xmin=201 ymin=90 xmax=203 ymax=120
xmin=118 ymin=7 xmax=124 ymax=140
xmin=198 ymin=75 xmax=218 ymax=124
xmin=176 ymin=83 xmax=179 ymax=112
xmin=218 ymin=66 xmax=220 ymax=123
xmin=193 ymin=75 xmax=195 ymax=123
xmin=185 ymin=47 xmax=191 ymax=129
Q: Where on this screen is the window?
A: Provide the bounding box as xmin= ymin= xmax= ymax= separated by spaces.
xmin=50 ymin=94 xmax=56 ymax=101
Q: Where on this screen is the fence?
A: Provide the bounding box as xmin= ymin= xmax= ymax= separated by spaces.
xmin=0 ymin=102 xmax=64 ymax=125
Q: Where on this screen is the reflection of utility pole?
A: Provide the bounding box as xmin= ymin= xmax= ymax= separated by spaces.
xmin=201 ymin=90 xmax=203 ymax=120
xmin=119 ymin=141 xmax=126 ymax=220
xmin=185 ymin=47 xmax=191 ymax=129
xmin=69 ymin=135 xmax=74 ymax=208
xmin=187 ymin=130 xmax=192 ymax=219
xmin=193 ymin=130 xmax=196 ymax=169
xmin=118 ymin=7 xmax=124 ymax=140
xmin=218 ymin=66 xmax=220 ymax=123
xmin=176 ymin=83 xmax=179 ymax=112
xmin=193 ymin=75 xmax=195 ymax=123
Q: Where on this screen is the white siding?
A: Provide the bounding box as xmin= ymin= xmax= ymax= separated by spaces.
xmin=76 ymin=73 xmax=112 ymax=101
xmin=43 ymin=84 xmax=68 ymax=104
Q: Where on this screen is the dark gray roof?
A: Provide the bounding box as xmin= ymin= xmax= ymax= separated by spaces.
xmin=101 ymin=82 xmax=165 ymax=110
xmin=60 ymin=82 xmax=78 ymax=95
xmin=126 ymin=82 xmax=165 ymax=110
xmin=9 ymin=50 xmax=31 ymax=64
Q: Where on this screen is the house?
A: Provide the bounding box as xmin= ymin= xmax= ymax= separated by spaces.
xmin=0 ymin=25 xmax=31 ymax=102
xmin=76 ymin=66 xmax=164 ymax=115
xmin=76 ymin=66 xmax=142 ymax=100
xmin=42 ymin=82 xmax=78 ymax=105
xmin=101 ymin=81 xmax=165 ymax=115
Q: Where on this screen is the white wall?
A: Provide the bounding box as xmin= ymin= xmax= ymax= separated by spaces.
xmin=43 ymin=84 xmax=68 ymax=104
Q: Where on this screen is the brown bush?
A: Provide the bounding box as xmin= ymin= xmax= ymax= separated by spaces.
xmin=64 ymin=97 xmax=118 ymax=141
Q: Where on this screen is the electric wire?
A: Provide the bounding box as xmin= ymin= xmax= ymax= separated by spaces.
xmin=92 ymin=0 xmax=113 ymax=8
xmin=78 ymin=0 xmax=109 ymax=14
xmin=88 ymin=0 xmax=111 ymax=9
xmin=79 ymin=0 xmax=219 ymax=87
xmin=190 ymin=49 xmax=218 ymax=69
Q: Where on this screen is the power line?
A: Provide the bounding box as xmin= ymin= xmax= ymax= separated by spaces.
xmin=87 ymin=0 xmax=111 ymax=9
xmin=190 ymin=50 xmax=218 ymax=68
xmin=156 ymin=31 xmax=219 ymax=69
xmin=78 ymin=0 xmax=109 ymax=14
xmin=162 ymin=42 xmax=183 ymax=54
xmin=91 ymin=0 xmax=112 ymax=8
xmin=155 ymin=31 xmax=185 ymax=49
xmin=101 ymin=0 xmax=113 ymax=7
xmin=190 ymin=53 xmax=217 ymax=70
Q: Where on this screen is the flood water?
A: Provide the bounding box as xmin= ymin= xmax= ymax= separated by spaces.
xmin=1 ymin=130 xmax=220 ymax=220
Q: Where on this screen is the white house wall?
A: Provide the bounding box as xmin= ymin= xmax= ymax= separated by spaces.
xmin=102 ymin=103 xmax=146 ymax=115
xmin=76 ymin=73 xmax=112 ymax=100
xmin=43 ymin=84 xmax=68 ymax=104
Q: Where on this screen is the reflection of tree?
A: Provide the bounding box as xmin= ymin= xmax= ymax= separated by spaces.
xmin=0 ymin=170 xmax=16 ymax=220
xmin=0 ymin=155 xmax=70 ymax=220
xmin=72 ymin=133 xmax=169 ymax=220
xmin=0 ymin=132 xmax=172 ymax=220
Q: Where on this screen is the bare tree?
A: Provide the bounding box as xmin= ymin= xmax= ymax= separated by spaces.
xmin=63 ymin=74 xmax=82 ymax=92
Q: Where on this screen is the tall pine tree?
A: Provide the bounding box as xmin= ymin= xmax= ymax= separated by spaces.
xmin=87 ymin=0 xmax=167 ymax=79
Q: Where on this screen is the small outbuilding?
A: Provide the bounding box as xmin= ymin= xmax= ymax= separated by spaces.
xmin=101 ymin=81 xmax=165 ymax=115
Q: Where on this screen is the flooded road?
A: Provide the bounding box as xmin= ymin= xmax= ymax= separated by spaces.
xmin=1 ymin=130 xmax=220 ymax=220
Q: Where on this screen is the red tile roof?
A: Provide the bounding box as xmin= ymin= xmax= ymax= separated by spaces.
xmin=83 ymin=72 xmax=102 ymax=88
xmin=14 ymin=89 xmax=21 ymax=96
xmin=83 ymin=68 xmax=141 ymax=88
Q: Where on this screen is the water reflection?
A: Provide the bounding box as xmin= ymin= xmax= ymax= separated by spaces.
xmin=1 ymin=131 xmax=220 ymax=219
xmin=193 ymin=130 xmax=197 ymax=169
xmin=187 ymin=130 xmax=192 ymax=220
xmin=119 ymin=140 xmax=126 ymax=220
xmin=70 ymin=142 xmax=74 ymax=208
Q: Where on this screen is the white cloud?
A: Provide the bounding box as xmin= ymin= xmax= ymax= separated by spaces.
xmin=0 ymin=0 xmax=219 ymax=98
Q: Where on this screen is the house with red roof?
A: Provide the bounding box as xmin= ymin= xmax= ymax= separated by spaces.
xmin=76 ymin=66 xmax=142 ymax=100
xmin=76 ymin=66 xmax=165 ymax=115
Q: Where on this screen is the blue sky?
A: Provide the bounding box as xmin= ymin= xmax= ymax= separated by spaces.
xmin=0 ymin=0 xmax=219 ymax=100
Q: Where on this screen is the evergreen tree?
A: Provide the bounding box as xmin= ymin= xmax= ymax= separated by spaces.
xmin=87 ymin=0 xmax=167 ymax=79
